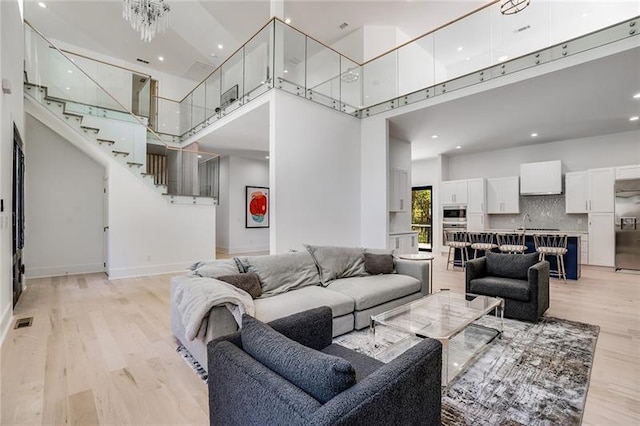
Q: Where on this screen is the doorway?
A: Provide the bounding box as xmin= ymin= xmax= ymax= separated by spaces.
xmin=411 ymin=186 xmax=432 ymax=252
xmin=12 ymin=124 xmax=25 ymax=307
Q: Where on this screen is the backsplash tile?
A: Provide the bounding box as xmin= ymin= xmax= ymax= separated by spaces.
xmin=489 ymin=195 xmax=588 ymax=231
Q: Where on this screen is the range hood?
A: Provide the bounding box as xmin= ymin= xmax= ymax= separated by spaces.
xmin=520 ymin=160 xmax=562 ymax=195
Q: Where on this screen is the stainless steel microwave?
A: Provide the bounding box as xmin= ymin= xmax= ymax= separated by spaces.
xmin=442 ymin=205 xmax=467 ymax=222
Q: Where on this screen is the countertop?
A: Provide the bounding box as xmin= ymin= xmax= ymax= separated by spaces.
xmin=485 ymin=228 xmax=587 ymax=237
xmin=388 ymin=230 xmax=419 ymax=236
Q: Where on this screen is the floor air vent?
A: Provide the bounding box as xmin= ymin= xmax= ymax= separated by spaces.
xmin=14 ymin=317 xmax=33 ymax=329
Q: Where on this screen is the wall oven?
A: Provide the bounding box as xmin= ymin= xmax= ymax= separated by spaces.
xmin=442 ymin=205 xmax=467 ymax=226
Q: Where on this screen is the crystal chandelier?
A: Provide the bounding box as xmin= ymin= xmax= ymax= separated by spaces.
xmin=123 ymin=0 xmax=171 ymax=42
xmin=500 ymin=0 xmax=530 ymax=15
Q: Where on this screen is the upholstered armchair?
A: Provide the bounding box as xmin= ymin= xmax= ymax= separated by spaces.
xmin=207 ymin=307 xmax=442 ymax=426
xmin=465 ymin=251 xmax=550 ymax=322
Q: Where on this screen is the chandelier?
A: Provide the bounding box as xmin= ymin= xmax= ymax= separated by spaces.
xmin=500 ymin=0 xmax=530 ymax=15
xmin=123 ymin=0 xmax=171 ymax=42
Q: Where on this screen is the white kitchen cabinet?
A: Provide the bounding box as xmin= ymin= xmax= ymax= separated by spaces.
xmin=441 ymin=180 xmax=468 ymax=205
xmin=615 ymin=164 xmax=640 ymax=180
xmin=467 ymin=178 xmax=485 ymax=213
xmin=487 ymin=176 xmax=520 ymax=214
xmin=580 ymin=234 xmax=589 ymax=265
xmin=587 ymin=167 xmax=614 ymax=213
xmin=389 ymin=168 xmax=408 ymax=212
xmin=467 ymin=213 xmax=485 ymax=232
xmin=565 ymin=171 xmax=588 ymax=213
xmin=388 ymin=232 xmax=418 ymax=255
xmin=520 ymin=160 xmax=562 ymax=195
xmin=588 ymin=212 xmax=614 ymax=267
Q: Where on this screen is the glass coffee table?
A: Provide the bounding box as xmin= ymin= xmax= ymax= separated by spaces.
xmin=370 ymin=290 xmax=504 ymax=385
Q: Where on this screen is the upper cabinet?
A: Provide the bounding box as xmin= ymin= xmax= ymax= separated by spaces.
xmin=467 ymin=178 xmax=486 ymax=214
xmin=441 ymin=179 xmax=468 ymax=205
xmin=389 ymin=168 xmax=409 ymax=212
xmin=587 ymin=167 xmax=614 ymax=213
xmin=565 ymin=171 xmax=588 ymax=213
xmin=520 ymin=160 xmax=562 ymax=195
xmin=615 ymin=164 xmax=640 ymax=180
xmin=487 ymin=176 xmax=520 ymax=214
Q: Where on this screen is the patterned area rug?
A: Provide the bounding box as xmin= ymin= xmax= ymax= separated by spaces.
xmin=335 ymin=316 xmax=599 ymax=426
xmin=176 ymin=345 xmax=208 ymax=381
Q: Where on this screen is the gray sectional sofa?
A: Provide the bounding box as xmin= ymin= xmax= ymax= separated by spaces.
xmin=171 ymin=245 xmax=430 ymax=371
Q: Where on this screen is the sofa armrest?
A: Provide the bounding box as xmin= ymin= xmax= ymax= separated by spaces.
xmin=528 ymin=260 xmax=550 ymax=312
xmin=308 ymin=338 xmax=442 ymax=425
xmin=208 ymin=341 xmax=321 ymax=426
xmin=465 ymin=257 xmax=487 ymax=294
xmin=395 ymin=259 xmax=430 ymax=295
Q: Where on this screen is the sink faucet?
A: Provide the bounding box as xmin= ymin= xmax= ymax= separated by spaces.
xmin=522 ymin=213 xmax=532 ymax=232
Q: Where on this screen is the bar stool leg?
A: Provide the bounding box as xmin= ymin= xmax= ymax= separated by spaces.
xmin=446 ymin=245 xmax=452 ymax=270
xmin=558 ymin=254 xmax=567 ymax=283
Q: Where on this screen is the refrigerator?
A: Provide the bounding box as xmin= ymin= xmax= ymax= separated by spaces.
xmin=615 ymin=178 xmax=640 ymax=271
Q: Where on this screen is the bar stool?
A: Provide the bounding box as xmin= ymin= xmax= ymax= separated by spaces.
xmin=444 ymin=230 xmax=471 ymax=270
xmin=496 ymin=232 xmax=527 ymax=254
xmin=468 ymin=232 xmax=498 ymax=259
xmin=534 ymin=234 xmax=568 ymax=283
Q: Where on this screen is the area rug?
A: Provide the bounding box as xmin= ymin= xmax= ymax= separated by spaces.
xmin=335 ymin=316 xmax=599 ymax=426
xmin=176 ymin=345 xmax=208 ymax=381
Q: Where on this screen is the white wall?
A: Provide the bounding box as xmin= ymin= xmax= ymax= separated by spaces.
xmin=24 ymin=115 xmax=105 ymax=278
xmin=389 ymin=137 xmax=412 ymax=233
xmin=0 ymin=0 xmax=24 ymax=345
xmin=217 ymin=156 xmax=269 ymax=254
xmin=270 ymin=91 xmax=361 ymax=252
xmin=446 ymin=130 xmax=640 ymax=180
xmin=107 ymin=163 xmax=216 ymax=278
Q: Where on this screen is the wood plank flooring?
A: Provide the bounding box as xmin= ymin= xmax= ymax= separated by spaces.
xmin=2 ymin=257 xmax=639 ymax=425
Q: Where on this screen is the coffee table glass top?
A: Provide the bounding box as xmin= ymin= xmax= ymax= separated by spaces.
xmin=371 ymin=291 xmax=502 ymax=340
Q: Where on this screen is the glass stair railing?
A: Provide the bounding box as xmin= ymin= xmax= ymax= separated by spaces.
xmin=24 ymin=22 xmax=220 ymax=204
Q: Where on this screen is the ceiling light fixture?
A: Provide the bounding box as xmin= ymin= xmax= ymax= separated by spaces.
xmin=38 ymin=2 xmax=47 ymax=8
xmin=218 ymin=44 xmax=223 ymax=49
xmin=265 ymin=156 xmax=270 ymax=159
xmin=67 ymin=70 xmax=73 ymax=73
xmin=122 ymin=0 xmax=171 ymax=43
xmin=630 ymin=116 xmax=639 ymax=121
xmin=284 ymin=18 xmax=291 ymax=24
xmin=634 ymin=93 xmax=640 ymax=99
xmin=431 ymin=135 xmax=439 ymax=139
xmin=456 ymin=145 xmax=462 ymax=149
xmin=158 ymin=56 xmax=164 ymax=61
xmin=500 ymin=0 xmax=530 ymax=15
xmin=457 ymin=46 xmax=463 ymax=52
xmin=531 ymin=132 xmax=538 ymax=137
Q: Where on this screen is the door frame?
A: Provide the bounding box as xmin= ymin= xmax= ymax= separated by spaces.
xmin=411 ymin=185 xmax=433 ymax=252
xmin=12 ymin=124 xmax=25 ymax=307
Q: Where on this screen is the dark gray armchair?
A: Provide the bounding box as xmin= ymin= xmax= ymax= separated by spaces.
xmin=207 ymin=307 xmax=442 ymax=426
xmin=465 ymin=251 xmax=550 ymax=322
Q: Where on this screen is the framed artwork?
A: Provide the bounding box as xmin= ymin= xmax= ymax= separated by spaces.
xmin=246 ymin=186 xmax=269 ymax=228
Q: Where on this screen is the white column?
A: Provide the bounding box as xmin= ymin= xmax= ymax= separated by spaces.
xmin=270 ymin=0 xmax=284 ymax=19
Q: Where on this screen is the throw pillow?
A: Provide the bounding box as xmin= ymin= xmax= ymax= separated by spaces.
xmin=190 ymin=259 xmax=241 ymax=278
xmin=242 ymin=252 xmax=321 ymax=297
xmin=304 ymin=245 xmax=367 ymax=285
xmin=217 ymin=273 xmax=262 ymax=299
xmin=241 ymin=315 xmax=355 ymax=403
xmin=485 ymin=251 xmax=539 ymax=280
xmin=364 ymin=253 xmax=395 ymax=275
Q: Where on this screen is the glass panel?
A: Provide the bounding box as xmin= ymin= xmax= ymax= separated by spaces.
xmin=244 ymin=23 xmax=273 ymax=101
xmin=165 ymin=144 xmax=220 ymax=199
xmin=205 ymin=69 xmax=221 ymax=121
xmin=398 ymin=34 xmax=435 ymax=98
xmin=179 ymin=92 xmax=193 ymax=135
xmin=155 ymin=96 xmax=182 ymax=136
xmin=306 ymin=37 xmax=340 ymax=106
xmin=363 ymin=51 xmax=398 ymax=107
xmin=434 ymin=6 xmax=491 ymax=84
xmin=274 ymin=21 xmax=306 ymax=90
xmin=340 ymin=57 xmax=362 ymax=112
xmin=221 ymin=48 xmax=244 ymax=113
xmin=490 ymin=1 xmax=550 ymax=65
xmin=137 ymin=77 xmax=151 ymax=118
xmin=192 ymin=81 xmax=206 ymax=130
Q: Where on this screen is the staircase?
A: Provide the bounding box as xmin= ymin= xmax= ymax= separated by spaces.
xmin=25 ymin=82 xmax=171 ymax=197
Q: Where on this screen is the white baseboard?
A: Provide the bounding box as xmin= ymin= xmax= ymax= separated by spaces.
xmin=224 ymin=245 xmax=270 ymax=255
xmin=25 ymin=263 xmax=105 ymax=279
xmin=0 ymin=303 xmax=12 ymax=348
xmin=107 ymin=262 xmax=191 ymax=279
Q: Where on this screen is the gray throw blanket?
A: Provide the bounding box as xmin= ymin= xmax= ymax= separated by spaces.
xmin=174 ymin=277 xmax=255 ymax=341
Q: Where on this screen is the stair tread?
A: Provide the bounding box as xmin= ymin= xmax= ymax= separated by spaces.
xmin=112 ymin=150 xmax=130 ymax=155
xmin=126 ymin=162 xmax=143 ymax=166
xmin=96 ymin=138 xmax=115 ymax=144
xmin=80 ymin=125 xmax=100 ymax=131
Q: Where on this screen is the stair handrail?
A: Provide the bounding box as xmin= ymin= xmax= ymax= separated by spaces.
xmin=24 ymin=20 xmax=219 ymax=159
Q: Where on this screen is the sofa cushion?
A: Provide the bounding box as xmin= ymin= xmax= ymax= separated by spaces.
xmin=470 ymin=277 xmax=531 ymax=302
xmin=327 ymin=274 xmax=421 ymax=311
xmin=190 ymin=259 xmax=241 ymax=278
xmin=242 ymin=252 xmax=321 ymax=297
xmin=364 ymin=253 xmax=395 ymax=275
xmin=305 ymin=245 xmax=367 ymax=285
xmin=241 ymin=315 xmax=356 ymax=404
xmin=217 ymin=273 xmax=262 ymax=299
xmin=321 ymin=343 xmax=384 ymax=382
xmin=254 ymin=286 xmax=354 ymax=323
xmin=485 ymin=251 xmax=539 ymax=280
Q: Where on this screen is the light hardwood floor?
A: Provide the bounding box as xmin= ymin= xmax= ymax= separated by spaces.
xmin=2 ymin=256 xmax=639 ymax=425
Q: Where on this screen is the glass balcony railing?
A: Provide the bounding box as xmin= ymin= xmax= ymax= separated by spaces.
xmin=24 ymin=22 xmax=220 ymax=202
xmin=162 ymin=5 xmax=638 ymax=136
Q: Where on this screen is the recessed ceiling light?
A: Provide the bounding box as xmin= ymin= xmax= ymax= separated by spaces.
xmin=284 ymin=69 xmax=288 ymax=74
xmin=457 ymin=46 xmax=463 ymax=52
xmin=431 ymin=135 xmax=439 ymax=139
xmin=284 ymin=18 xmax=291 ymax=24
xmin=158 ymin=56 xmax=164 ymax=61
xmin=197 ymin=155 xmax=202 ymax=158
xmin=456 ymin=145 xmax=462 ymax=149
xmin=633 ymin=93 xmax=640 ymax=99
xmin=67 ymin=70 xmax=72 ymax=73
xmin=265 ymin=155 xmax=270 ymax=159
xmin=498 ymin=55 xmax=509 ymax=62
xmin=218 ymin=44 xmax=223 ymax=49
xmin=465 ymin=57 xmax=471 ymax=61
xmin=210 ymin=53 xmax=217 ymax=58
xmin=582 ymin=13 xmax=588 ymax=18
xmin=65 ymin=87 xmax=70 ymax=90
xmin=176 ymin=111 xmax=180 ymax=114
xmin=630 ymin=116 xmax=640 ymax=121
xmin=38 ymin=2 xmax=47 ymax=8
xmin=531 ymin=133 xmax=538 ymax=137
